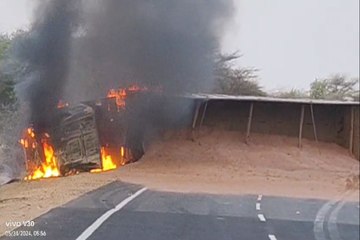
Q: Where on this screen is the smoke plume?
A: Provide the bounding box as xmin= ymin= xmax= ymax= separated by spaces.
xmin=66 ymin=0 xmax=234 ymax=101
xmin=20 ymin=0 xmax=234 ymax=128
xmin=17 ymin=0 xmax=81 ymax=132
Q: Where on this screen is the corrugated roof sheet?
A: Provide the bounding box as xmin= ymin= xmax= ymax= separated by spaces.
xmin=187 ymin=93 xmax=360 ymax=106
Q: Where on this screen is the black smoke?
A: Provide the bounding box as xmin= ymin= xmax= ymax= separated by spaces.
xmin=65 ymin=0 xmax=234 ymax=101
xmin=19 ymin=0 xmax=234 ymax=129
xmin=16 ymin=0 xmax=81 ymax=132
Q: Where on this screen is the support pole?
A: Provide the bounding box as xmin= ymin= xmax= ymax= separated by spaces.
xmin=191 ymin=101 xmax=202 ymax=140
xmin=298 ymin=105 xmax=305 ymax=148
xmin=246 ymin=102 xmax=254 ymax=144
xmin=349 ymin=106 xmax=354 ymax=154
xmin=199 ymin=100 xmax=209 ymax=131
xmin=192 ymin=101 xmax=201 ymax=129
xmin=310 ymin=104 xmax=318 ymax=143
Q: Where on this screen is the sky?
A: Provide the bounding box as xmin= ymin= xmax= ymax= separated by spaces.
xmin=0 ymin=0 xmax=32 ymax=33
xmin=0 ymin=0 xmax=359 ymax=91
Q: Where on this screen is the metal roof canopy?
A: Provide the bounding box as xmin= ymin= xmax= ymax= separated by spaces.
xmin=187 ymin=93 xmax=358 ymax=159
xmin=188 ymin=93 xmax=360 ymax=106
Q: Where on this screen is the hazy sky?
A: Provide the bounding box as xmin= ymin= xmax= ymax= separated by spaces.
xmin=0 ymin=0 xmax=359 ymax=91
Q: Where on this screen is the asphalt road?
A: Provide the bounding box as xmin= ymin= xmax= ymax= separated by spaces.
xmin=1 ymin=181 xmax=359 ymax=240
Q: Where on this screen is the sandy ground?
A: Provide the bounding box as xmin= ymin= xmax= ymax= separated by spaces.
xmin=0 ymin=130 xmax=359 ymax=234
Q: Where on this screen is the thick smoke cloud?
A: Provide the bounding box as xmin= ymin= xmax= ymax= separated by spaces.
xmin=66 ymin=0 xmax=234 ymax=102
xmin=18 ymin=0 xmax=81 ymax=132
xmin=20 ymin=0 xmax=234 ymax=128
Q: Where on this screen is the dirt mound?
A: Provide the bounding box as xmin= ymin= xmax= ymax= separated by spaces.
xmin=121 ymin=129 xmax=359 ymax=198
xmin=139 ymin=129 xmax=357 ymax=173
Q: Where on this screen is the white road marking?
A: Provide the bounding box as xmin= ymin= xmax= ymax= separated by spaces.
xmin=76 ymin=187 xmax=147 ymax=240
xmin=258 ymin=214 xmax=266 ymax=222
xmin=268 ymin=234 xmax=277 ymax=240
xmin=313 ymin=190 xmax=351 ymax=240
xmin=256 ymin=203 xmax=261 ymax=211
xmin=257 ymin=194 xmax=263 ymax=201
xmin=314 ymin=199 xmax=338 ymax=240
xmin=328 ymin=200 xmax=346 ymax=240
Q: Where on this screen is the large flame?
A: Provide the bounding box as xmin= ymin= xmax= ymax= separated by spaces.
xmin=20 ymin=85 xmax=147 ymax=179
xmin=90 ymin=146 xmax=128 ymax=173
xmin=41 ymin=141 xmax=60 ymax=178
xmin=100 ymin=147 xmax=117 ymax=171
xmin=21 ymin=128 xmax=60 ymax=180
xmin=91 ymin=147 xmax=118 ymax=173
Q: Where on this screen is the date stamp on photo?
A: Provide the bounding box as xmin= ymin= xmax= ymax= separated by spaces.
xmin=3 ymin=221 xmax=47 ymax=237
xmin=4 ymin=230 xmax=47 ymax=237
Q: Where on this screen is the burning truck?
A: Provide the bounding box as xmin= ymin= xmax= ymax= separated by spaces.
xmin=20 ymin=86 xmax=151 ymax=180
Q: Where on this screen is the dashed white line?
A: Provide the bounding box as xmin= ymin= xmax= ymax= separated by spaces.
xmin=256 ymin=203 xmax=261 ymax=211
xmin=257 ymin=214 xmax=266 ymax=222
xmin=268 ymin=234 xmax=277 ymax=240
xmin=76 ymin=187 xmax=147 ymax=240
xmin=257 ymin=194 xmax=263 ymax=201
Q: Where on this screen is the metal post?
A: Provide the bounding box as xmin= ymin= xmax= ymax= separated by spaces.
xmin=199 ymin=100 xmax=209 ymax=131
xmin=349 ymin=106 xmax=354 ymax=154
xmin=298 ymin=105 xmax=305 ymax=148
xmin=191 ymin=101 xmax=202 ymax=140
xmin=192 ymin=101 xmax=201 ymax=129
xmin=246 ymin=102 xmax=254 ymax=144
xmin=310 ymin=104 xmax=318 ymax=143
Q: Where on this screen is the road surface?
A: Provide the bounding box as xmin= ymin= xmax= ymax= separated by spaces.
xmin=1 ymin=181 xmax=359 ymax=240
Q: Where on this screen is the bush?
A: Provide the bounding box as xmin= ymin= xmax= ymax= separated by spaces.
xmin=214 ymin=53 xmax=266 ymax=96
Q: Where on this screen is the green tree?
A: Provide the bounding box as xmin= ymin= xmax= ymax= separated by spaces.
xmin=0 ymin=75 xmax=16 ymax=108
xmin=310 ymin=75 xmax=359 ymax=100
xmin=0 ymin=34 xmax=11 ymax=61
xmin=310 ymin=79 xmax=328 ymax=99
xmin=278 ymin=89 xmax=309 ymax=99
xmin=214 ymin=53 xmax=266 ymax=96
xmin=0 ymin=34 xmax=17 ymax=108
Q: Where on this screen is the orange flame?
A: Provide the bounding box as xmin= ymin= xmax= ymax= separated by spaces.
xmin=107 ymin=84 xmax=149 ymax=109
xmin=21 ymin=128 xmax=60 ymax=180
xmin=120 ymin=146 xmax=125 ymax=158
xmin=41 ymin=141 xmax=60 ymax=178
xmin=107 ymin=89 xmax=127 ymax=109
xmin=91 ymin=147 xmax=117 ymax=173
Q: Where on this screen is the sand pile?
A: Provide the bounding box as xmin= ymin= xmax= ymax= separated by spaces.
xmin=120 ymin=129 xmax=359 ymax=199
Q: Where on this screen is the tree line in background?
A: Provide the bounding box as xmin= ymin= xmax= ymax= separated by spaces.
xmin=214 ymin=52 xmax=359 ymax=101
xmin=0 ymin=33 xmax=25 ymax=175
xmin=0 ymin=33 xmax=359 ymax=109
xmin=275 ymin=75 xmax=360 ymax=101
